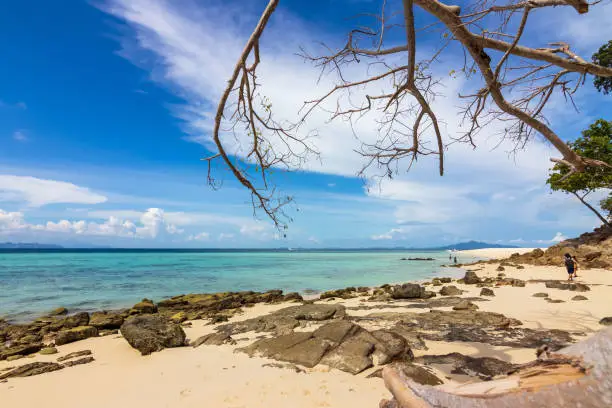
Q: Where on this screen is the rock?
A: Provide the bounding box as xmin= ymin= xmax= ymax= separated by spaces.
xmin=546 ymin=299 xmax=565 ymax=303
xmin=61 ymin=312 xmax=90 ymax=329
xmin=463 ymin=271 xmax=480 ymax=284
xmin=170 ymin=312 xmax=188 ymax=324
xmin=191 ymin=333 xmax=235 ymax=347
xmin=357 ymin=287 xmax=370 ymax=293
xmin=516 ymin=265 xmax=525 ymax=269
xmin=599 ymin=317 xmax=612 ymax=326
xmin=391 ymin=283 xmax=426 ymax=299
xmin=569 ymin=283 xmax=590 ymax=292
xmin=496 ymin=266 xmax=505 ymax=272
xmin=6 ymin=355 xmax=24 ymax=362
xmin=371 ymin=330 xmax=412 ymax=364
xmin=439 ymin=286 xmax=463 ymax=296
xmin=431 ymin=279 xmax=442 ymax=286
xmin=452 ymin=301 xmax=479 ymax=311
xmin=261 ymin=362 xmax=305 ymax=373
xmin=0 ymin=343 xmax=42 ymax=360
xmin=0 ymin=362 xmax=63 ymax=380
xmin=120 ymin=315 xmax=186 ymax=355
xmin=416 ymin=353 xmax=515 ymax=381
xmin=533 ymin=292 xmax=549 ymax=298
xmin=209 ymin=314 xmax=229 ymax=324
xmin=320 ymin=288 xmax=357 ymax=300
xmin=39 ymin=347 xmax=58 ymax=355
xmin=62 ymin=356 xmax=95 ymax=367
xmin=55 ymin=326 xmax=98 ymax=346
xmin=480 ymin=288 xmax=495 ymax=297
xmin=320 ymin=337 xmax=374 ymax=374
xmin=283 ymin=292 xmax=303 ymax=302
xmin=438 ymin=277 xmax=452 ymax=283
xmin=394 ymin=363 xmax=444 ymax=386
xmin=544 ymin=281 xmax=590 ymax=292
xmin=313 ymin=320 xmax=360 ymax=344
xmin=49 ymin=307 xmax=68 ymax=316
xmin=511 ymin=280 xmax=526 ymax=287
xmin=56 ymin=350 xmax=92 ymax=362
xmin=89 ymin=311 xmax=126 ymax=330
xmin=130 ymin=298 xmax=158 ymax=314
xmin=532 ymin=248 xmax=545 ymax=258
xmin=584 ymin=251 xmax=602 ymax=261
xmin=572 ymin=295 xmax=588 ymax=301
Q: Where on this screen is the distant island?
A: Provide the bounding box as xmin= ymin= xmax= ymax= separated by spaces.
xmin=0 ymin=242 xmax=64 ymax=249
xmin=431 ymin=241 xmax=519 ymax=251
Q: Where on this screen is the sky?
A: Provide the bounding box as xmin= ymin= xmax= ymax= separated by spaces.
xmin=0 ymin=0 xmax=610 ymax=248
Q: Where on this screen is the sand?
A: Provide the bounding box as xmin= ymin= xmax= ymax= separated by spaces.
xmin=2 ymin=250 xmax=612 ymax=408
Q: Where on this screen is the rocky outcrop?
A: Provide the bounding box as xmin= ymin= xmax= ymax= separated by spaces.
xmin=130 ymin=299 xmax=158 ymax=315
xmin=507 ymin=226 xmax=612 ymax=268
xmin=319 ymin=287 xmax=359 ymax=300
xmin=462 ymin=271 xmax=481 ymax=284
xmin=39 ymin=347 xmax=58 ymax=355
xmin=0 ymin=362 xmax=64 ymax=380
xmin=391 ymin=283 xmax=435 ymax=299
xmin=439 ymin=286 xmax=463 ymax=296
xmin=120 ymin=315 xmax=186 ymax=355
xmin=57 ymin=350 xmax=92 ymax=362
xmin=89 ymin=311 xmax=126 ymax=329
xmin=55 ymin=326 xmax=98 ymax=346
xmin=238 ymin=321 xmax=412 ymax=374
xmin=0 ymin=343 xmax=42 ymax=360
xmin=415 ymin=352 xmax=516 ymax=381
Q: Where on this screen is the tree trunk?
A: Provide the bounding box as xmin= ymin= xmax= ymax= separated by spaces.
xmin=571 ymin=191 xmax=611 ymax=227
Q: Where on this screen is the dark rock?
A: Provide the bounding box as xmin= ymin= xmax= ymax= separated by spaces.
xmin=369 ymin=363 xmax=444 ymax=385
xmin=62 ymin=356 xmax=95 ymax=367
xmin=546 ymin=299 xmax=565 ymax=304
xmin=463 ymin=271 xmax=480 ymax=284
xmin=391 ymin=283 xmax=426 ymax=299
xmin=191 ymin=333 xmax=235 ymax=347
xmin=496 ymin=266 xmax=505 ymax=272
xmin=480 ymin=288 xmax=495 ymax=297
xmin=584 ymin=251 xmax=602 ymax=262
xmin=55 ymin=326 xmax=98 ymax=346
xmin=120 ymin=315 xmax=186 ymax=355
xmin=438 ymin=277 xmax=452 ymax=283
xmin=416 ymin=353 xmax=515 ymax=381
xmin=0 ymin=343 xmax=42 ymax=360
xmin=357 ymin=287 xmax=370 ymax=293
xmin=49 ymin=307 xmax=68 ymax=316
xmin=533 ymin=292 xmax=549 ymax=298
xmin=130 ymin=299 xmax=158 ymax=314
xmin=320 ymin=288 xmax=357 ymax=300
xmin=61 ymin=312 xmax=90 ymax=329
xmin=569 ymin=283 xmax=590 ymax=292
xmin=371 ymin=329 xmax=412 ymax=364
xmin=439 ymin=286 xmax=463 ymax=296
xmin=56 ymin=350 xmax=92 ymax=362
xmin=283 ymin=292 xmax=303 ymax=302
xmin=452 ymin=301 xmax=478 ymax=311
xmin=544 ymin=281 xmax=590 ymax=292
xmin=599 ymin=317 xmax=612 ymax=326
xmin=571 ymin=295 xmax=588 ymax=301
xmin=39 ymin=347 xmax=58 ymax=355
xmin=89 ymin=311 xmax=126 ymax=330
xmin=0 ymin=362 xmax=63 ymax=380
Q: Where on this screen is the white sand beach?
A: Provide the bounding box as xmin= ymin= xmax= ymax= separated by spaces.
xmin=2 ymin=254 xmax=612 ymax=408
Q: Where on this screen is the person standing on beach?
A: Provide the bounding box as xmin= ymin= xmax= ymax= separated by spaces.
xmin=572 ymin=255 xmax=579 ymax=277
xmin=564 ymin=253 xmax=575 ymax=281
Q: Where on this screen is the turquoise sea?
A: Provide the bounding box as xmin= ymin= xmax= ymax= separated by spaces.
xmin=0 ymin=250 xmax=476 ymax=322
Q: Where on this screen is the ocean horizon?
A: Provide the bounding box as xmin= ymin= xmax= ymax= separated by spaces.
xmin=0 ymin=249 xmax=476 ymax=322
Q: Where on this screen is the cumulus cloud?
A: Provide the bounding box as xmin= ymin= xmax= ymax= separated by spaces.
xmin=187 ymin=232 xmax=210 ymax=241
xmin=0 ymin=175 xmax=107 ymax=207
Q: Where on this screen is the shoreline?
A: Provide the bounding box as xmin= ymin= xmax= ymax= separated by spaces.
xmin=2 ymin=251 xmax=611 ymax=408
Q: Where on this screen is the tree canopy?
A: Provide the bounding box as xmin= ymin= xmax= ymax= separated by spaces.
xmin=593 ymin=40 xmax=612 ymax=95
xmin=547 ymin=119 xmax=612 ymax=226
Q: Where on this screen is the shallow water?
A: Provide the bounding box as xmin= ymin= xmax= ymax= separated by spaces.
xmin=0 ymin=250 xmax=474 ymax=321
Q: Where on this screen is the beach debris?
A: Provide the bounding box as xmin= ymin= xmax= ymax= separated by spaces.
xmin=57 ymin=350 xmax=93 ymax=362
xmin=0 ymin=362 xmax=63 ymax=380
xmin=191 ymin=333 xmax=235 ymax=347
xmin=55 ymin=326 xmax=98 ymax=346
xmin=61 ymin=356 xmax=95 ymax=367
xmin=89 ymin=311 xmax=126 ymax=330
xmin=479 ymin=288 xmax=495 ymax=297
xmin=39 ymin=347 xmax=58 ymax=355
xmin=129 ymin=298 xmax=158 ymax=315
xmin=439 ymin=286 xmax=463 ymax=296
xmin=120 ymin=314 xmax=186 ymax=355
xmin=462 ymin=271 xmax=481 ymax=285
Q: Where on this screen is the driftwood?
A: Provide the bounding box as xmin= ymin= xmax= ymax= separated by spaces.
xmin=381 ymin=327 xmax=612 ymax=407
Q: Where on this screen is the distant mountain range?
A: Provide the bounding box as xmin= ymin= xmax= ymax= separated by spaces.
xmin=431 ymin=241 xmax=519 ymax=250
xmin=0 ymin=242 xmax=64 ymax=249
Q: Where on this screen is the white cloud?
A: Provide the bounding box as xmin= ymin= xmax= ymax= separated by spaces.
xmin=551 ymin=232 xmax=568 ymax=243
xmin=308 ymin=236 xmax=320 ymax=244
xmin=218 ymin=233 xmax=235 ymax=240
xmin=12 ymin=131 xmax=28 ymax=142
xmin=0 ymin=175 xmax=107 ymax=207
xmin=239 ymin=223 xmax=266 ymax=236
xmin=187 ymin=232 xmax=210 ymax=241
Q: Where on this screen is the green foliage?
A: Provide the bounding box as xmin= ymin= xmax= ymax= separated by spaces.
xmin=593 ymin=40 xmax=612 ymax=95
xmin=601 ymin=195 xmax=612 ymax=220
xmin=547 ymin=119 xmax=612 ymax=194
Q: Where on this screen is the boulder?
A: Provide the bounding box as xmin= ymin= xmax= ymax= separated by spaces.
xmin=480 ymin=288 xmax=495 ymax=297
xmin=391 ymin=283 xmax=426 ymax=299
xmin=55 ymin=326 xmax=98 ymax=346
xmin=61 ymin=312 xmax=90 ymax=329
xmin=0 ymin=362 xmax=63 ymax=380
xmin=312 ymin=320 xmax=361 ymax=344
xmin=439 ymin=286 xmax=463 ymax=296
xmin=170 ymin=312 xmax=188 ymax=324
xmin=89 ymin=311 xmax=125 ymax=330
xmin=463 ymin=271 xmax=481 ymax=284
xmin=130 ymin=298 xmax=158 ymax=314
xmin=120 ymin=315 xmax=186 ymax=355
xmin=283 ymin=292 xmax=303 ymax=302
xmin=320 ymin=337 xmax=374 ymax=374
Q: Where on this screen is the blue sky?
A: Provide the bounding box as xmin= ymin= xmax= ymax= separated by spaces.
xmin=0 ymin=0 xmax=610 ymax=248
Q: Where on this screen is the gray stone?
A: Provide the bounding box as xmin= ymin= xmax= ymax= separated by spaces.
xmin=120 ymin=315 xmax=186 ymax=355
